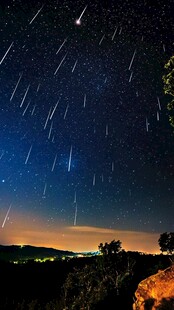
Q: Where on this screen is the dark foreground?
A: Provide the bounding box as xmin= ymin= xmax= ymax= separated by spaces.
xmin=0 ymin=252 xmax=171 ymax=310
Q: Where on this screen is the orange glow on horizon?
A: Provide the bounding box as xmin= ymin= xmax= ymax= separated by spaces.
xmin=0 ymin=210 xmax=160 ymax=253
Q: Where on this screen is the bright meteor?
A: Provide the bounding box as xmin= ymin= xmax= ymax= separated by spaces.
xmin=75 ymin=5 xmax=87 ymax=25
xmin=2 ymin=204 xmax=12 ymax=228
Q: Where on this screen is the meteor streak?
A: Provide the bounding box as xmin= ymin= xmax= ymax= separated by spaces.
xmin=93 ymin=173 xmax=96 ymax=186
xmin=105 ymin=124 xmax=108 ymax=136
xmin=50 ymin=99 xmax=60 ymax=120
xmin=64 ymin=104 xmax=69 ymax=119
xmin=128 ymin=49 xmax=136 ymax=71
xmin=54 ymin=52 xmax=68 ymax=75
xmin=72 ymin=59 xmax=78 ymax=73
xmin=157 ymin=111 xmax=160 ymax=121
xmin=0 ymin=41 xmax=13 ymax=65
xmin=22 ymin=100 xmax=31 ymax=116
xmin=74 ymin=202 xmax=77 ymax=226
xmin=44 ymin=107 xmax=52 ymax=129
xmin=25 ymin=144 xmax=33 ymax=164
xmin=29 ymin=4 xmax=44 ymax=25
xmin=112 ymin=27 xmax=118 ymax=40
xmin=68 ymin=145 xmax=72 ymax=172
xmin=20 ymin=84 xmax=30 ymax=108
xmin=73 ymin=191 xmax=77 ymax=226
xmin=2 ymin=204 xmax=12 ymax=228
xmin=43 ymin=182 xmax=47 ymax=196
xmin=83 ymin=94 xmax=86 ymax=108
xmin=31 ymin=104 xmax=36 ymax=116
xmin=75 ymin=5 xmax=87 ymax=25
xmin=99 ymin=34 xmax=105 ymax=45
xmin=56 ymin=38 xmax=67 ymax=55
xmin=157 ymin=96 xmax=161 ymax=110
xmin=48 ymin=121 xmax=53 ymax=139
xmin=10 ymin=72 xmax=23 ymax=101
xmin=51 ymin=154 xmax=57 ymax=172
xmin=129 ymin=71 xmax=133 ymax=83
xmin=146 ymin=118 xmax=149 ymax=132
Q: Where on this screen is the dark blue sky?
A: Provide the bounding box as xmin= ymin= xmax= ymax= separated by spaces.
xmin=0 ymin=0 xmax=174 ymax=252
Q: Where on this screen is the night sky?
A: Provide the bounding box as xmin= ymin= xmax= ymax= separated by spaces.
xmin=0 ymin=0 xmax=174 ymax=253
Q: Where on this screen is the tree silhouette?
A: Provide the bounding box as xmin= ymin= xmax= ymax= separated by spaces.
xmin=62 ymin=242 xmax=135 ymax=309
xmin=158 ymin=232 xmax=174 ymax=254
xmin=98 ymin=239 xmax=122 ymax=255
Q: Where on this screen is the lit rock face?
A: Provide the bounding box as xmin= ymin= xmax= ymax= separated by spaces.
xmin=133 ymin=265 xmax=174 ymax=310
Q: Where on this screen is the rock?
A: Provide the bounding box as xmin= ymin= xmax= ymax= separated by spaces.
xmin=133 ymin=264 xmax=174 ymax=310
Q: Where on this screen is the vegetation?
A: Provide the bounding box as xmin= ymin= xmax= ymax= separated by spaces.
xmin=163 ymin=55 xmax=174 ymax=126
xmin=158 ymin=232 xmax=174 ymax=254
xmin=98 ymin=239 xmax=122 ymax=255
xmin=0 ymin=236 xmax=173 ymax=309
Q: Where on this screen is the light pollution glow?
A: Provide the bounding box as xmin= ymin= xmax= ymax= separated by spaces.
xmin=0 ymin=209 xmax=160 ymax=254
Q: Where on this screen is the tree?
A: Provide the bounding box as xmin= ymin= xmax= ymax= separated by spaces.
xmin=98 ymin=239 xmax=122 ymax=255
xmin=110 ymin=239 xmax=122 ymax=254
xmin=62 ymin=263 xmax=110 ymax=309
xmin=158 ymin=232 xmax=174 ymax=254
xmin=162 ymin=55 xmax=174 ymax=127
xmin=62 ymin=249 xmax=135 ymax=309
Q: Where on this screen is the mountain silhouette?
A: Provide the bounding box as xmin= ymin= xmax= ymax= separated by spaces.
xmin=0 ymin=244 xmax=77 ymax=261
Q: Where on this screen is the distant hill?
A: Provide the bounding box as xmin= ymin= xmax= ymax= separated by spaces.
xmin=0 ymin=244 xmax=77 ymax=262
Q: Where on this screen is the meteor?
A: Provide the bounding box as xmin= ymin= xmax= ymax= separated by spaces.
xmin=73 ymin=191 xmax=77 ymax=226
xmin=29 ymin=4 xmax=44 ymax=25
xmin=75 ymin=5 xmax=87 ymax=25
xmin=72 ymin=59 xmax=78 ymax=73
xmin=51 ymin=154 xmax=57 ymax=172
xmin=0 ymin=42 xmax=13 ymax=65
xmin=68 ymin=145 xmax=72 ymax=172
xmin=10 ymin=72 xmax=23 ymax=101
xmin=83 ymin=94 xmax=86 ymax=108
xmin=128 ymin=49 xmax=136 ymax=71
xmin=56 ymin=38 xmax=67 ymax=55
xmin=112 ymin=27 xmax=118 ymax=41
xmin=25 ymin=144 xmax=33 ymax=164
xmin=54 ymin=52 xmax=68 ymax=75
xmin=2 ymin=204 xmax=12 ymax=228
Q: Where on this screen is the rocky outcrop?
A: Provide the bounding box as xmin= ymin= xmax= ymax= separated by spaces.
xmin=133 ymin=264 xmax=174 ymax=310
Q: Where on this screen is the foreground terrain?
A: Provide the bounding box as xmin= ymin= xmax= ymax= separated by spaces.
xmin=0 ymin=247 xmax=171 ymax=309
